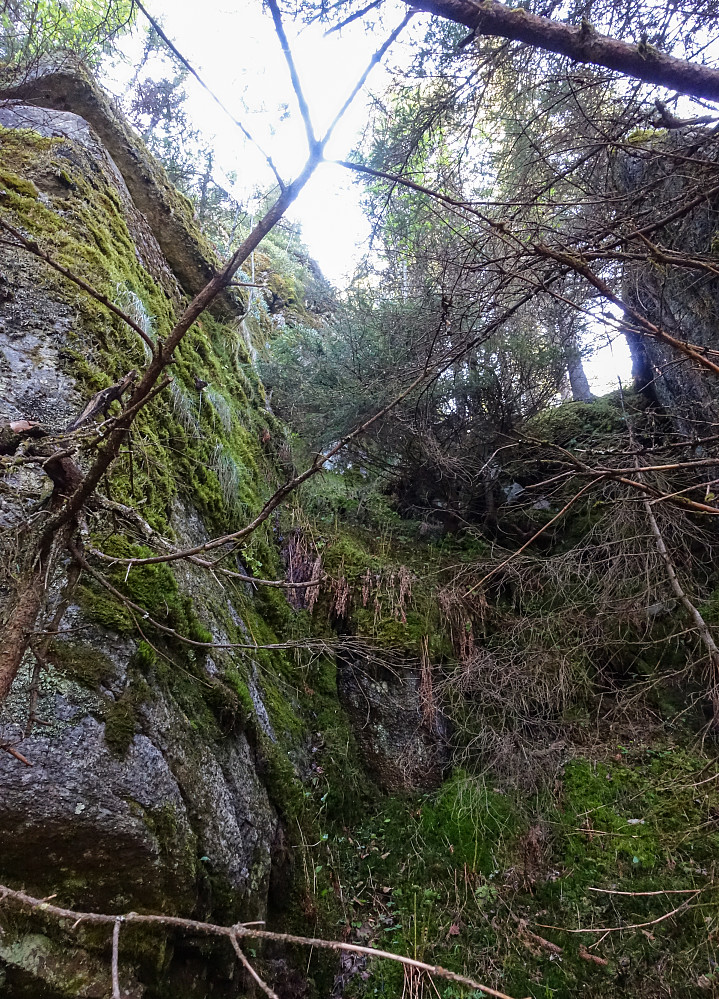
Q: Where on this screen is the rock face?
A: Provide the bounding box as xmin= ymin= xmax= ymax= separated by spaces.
xmin=0 ymin=82 xmax=278 ymax=998
xmin=338 ymin=655 xmax=447 ymax=792
xmin=0 ymin=66 xmax=441 ymax=999
xmin=3 ymin=61 xmax=243 ymax=317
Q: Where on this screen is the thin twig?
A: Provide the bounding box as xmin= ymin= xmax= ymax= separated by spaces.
xmin=111 ymin=918 xmax=121 ymax=999
xmin=230 ymin=935 xmax=280 ymax=999
xmin=588 ymin=887 xmax=702 ymax=897
xmin=466 ymin=476 xmax=604 ymax=595
xmin=534 ymin=891 xmax=700 ymax=934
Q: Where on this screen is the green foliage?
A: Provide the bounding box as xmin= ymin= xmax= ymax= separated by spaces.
xmin=0 ymin=0 xmax=136 ymax=83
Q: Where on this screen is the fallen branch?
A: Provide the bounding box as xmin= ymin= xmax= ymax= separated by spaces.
xmin=534 ymin=891 xmax=701 ymax=934
xmin=111 ymin=918 xmax=121 ymax=999
xmin=230 ymin=935 xmax=280 ymax=999
xmin=0 ymin=885 xmax=525 ymax=999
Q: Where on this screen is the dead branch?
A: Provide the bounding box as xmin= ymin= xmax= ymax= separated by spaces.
xmin=636 ymin=459 xmax=719 ymax=726
xmin=68 ymin=363 xmax=432 ymax=570
xmin=588 ymin=887 xmax=700 ymax=896
xmin=534 ymin=891 xmax=701 ymax=934
xmin=0 ymin=884 xmax=524 ymax=999
xmin=229 ymin=936 xmax=280 ymax=999
xmin=111 ymin=918 xmax=121 ymax=999
xmin=0 ymin=744 xmax=32 ymax=766
xmin=133 ymin=0 xmax=285 ymax=191
xmin=65 ymin=371 xmax=138 ymax=433
xmin=535 ymin=245 xmax=719 ymax=379
xmin=267 ymin=0 xmax=317 ymax=152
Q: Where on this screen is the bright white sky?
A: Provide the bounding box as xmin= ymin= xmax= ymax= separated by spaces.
xmin=108 ymin=0 xmax=631 ymax=393
xmin=109 ymin=0 xmax=410 ymax=283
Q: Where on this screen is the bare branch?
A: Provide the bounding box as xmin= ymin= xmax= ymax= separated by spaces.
xmin=0 ymin=884 xmax=523 ymax=999
xmin=534 ymin=891 xmax=701 ymax=934
xmin=322 ymin=12 xmax=414 ymax=146
xmin=266 ymin=0 xmax=318 ymax=152
xmin=111 ymin=919 xmax=121 ymax=999
xmin=324 ymin=0 xmax=384 ymax=37
xmin=466 ymin=477 xmax=604 ymax=595
xmin=68 ymin=362 xmax=431 ymax=569
xmin=229 ymin=936 xmax=280 ymax=999
xmin=534 ymin=244 xmax=719 ymax=379
xmin=133 ymin=0 xmax=286 ymax=190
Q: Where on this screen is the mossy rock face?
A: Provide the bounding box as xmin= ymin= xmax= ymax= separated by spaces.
xmin=1 ymin=70 xmax=243 ymax=317
xmin=524 ymin=397 xmax=626 ymax=448
xmin=337 ymin=652 xmax=447 ymax=792
xmin=0 ymin=932 xmax=136 ymax=998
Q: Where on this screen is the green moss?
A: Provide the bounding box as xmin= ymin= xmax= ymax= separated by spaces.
xmin=0 ymin=168 xmax=38 ymax=198
xmin=225 ymin=667 xmax=255 ymax=718
xmin=525 ymin=397 xmax=626 ymax=448
xmin=134 ymin=641 xmax=157 ymax=671
xmin=103 ymin=696 xmax=138 ymax=755
xmin=352 ymin=608 xmax=428 ymax=653
xmin=259 ymin=735 xmax=305 ymax=823
xmin=627 ymin=126 xmax=666 ymax=144
xmin=76 ymin=583 xmax=135 ymax=633
xmin=46 ymin=639 xmax=115 ymax=687
xmin=323 ymin=535 xmax=380 ymax=577
xmin=104 ymin=672 xmax=151 ymax=756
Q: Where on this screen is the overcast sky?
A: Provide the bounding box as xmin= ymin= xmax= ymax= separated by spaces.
xmin=109 ymin=0 xmax=416 ymax=285
xmin=109 ymin=0 xmax=632 ymax=392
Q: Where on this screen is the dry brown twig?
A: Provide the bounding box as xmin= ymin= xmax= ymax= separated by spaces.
xmin=534 ymin=890 xmax=701 ymax=935
xmin=0 ymin=884 xmax=526 ymax=999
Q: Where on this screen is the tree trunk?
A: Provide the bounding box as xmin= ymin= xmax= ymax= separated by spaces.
xmin=403 ymin=0 xmax=719 ymax=102
xmin=567 ymin=353 xmax=594 ymax=403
